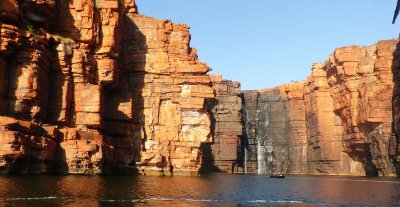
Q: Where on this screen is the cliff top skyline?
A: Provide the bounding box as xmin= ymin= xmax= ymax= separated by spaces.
xmin=137 ymin=0 xmax=399 ymax=90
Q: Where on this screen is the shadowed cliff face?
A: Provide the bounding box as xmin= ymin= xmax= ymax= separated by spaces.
xmin=392 ymin=42 xmax=400 ymax=177
xmin=242 ymin=40 xmax=400 ymax=177
xmin=242 ymin=83 xmax=307 ymax=175
xmin=0 ymin=0 xmax=214 ymax=175
xmin=202 ymin=75 xmax=243 ymax=174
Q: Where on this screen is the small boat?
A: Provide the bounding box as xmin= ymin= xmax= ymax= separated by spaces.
xmin=269 ymin=174 xmax=285 ymax=178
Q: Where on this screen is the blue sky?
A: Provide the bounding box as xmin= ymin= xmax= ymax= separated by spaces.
xmin=136 ymin=0 xmax=399 ymax=90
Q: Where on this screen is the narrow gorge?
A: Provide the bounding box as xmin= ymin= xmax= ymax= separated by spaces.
xmin=0 ymin=0 xmax=399 ymax=177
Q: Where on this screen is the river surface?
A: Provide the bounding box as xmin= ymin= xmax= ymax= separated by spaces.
xmin=0 ymin=174 xmax=398 ymax=206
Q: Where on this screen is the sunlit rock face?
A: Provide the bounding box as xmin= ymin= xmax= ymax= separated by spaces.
xmin=242 ymin=40 xmax=399 ymax=177
xmin=323 ymin=41 xmax=397 ymax=176
xmin=0 ymin=0 xmax=213 ymax=175
xmin=118 ymin=13 xmax=214 ymax=176
xmin=1 ymin=0 xmax=398 ymax=177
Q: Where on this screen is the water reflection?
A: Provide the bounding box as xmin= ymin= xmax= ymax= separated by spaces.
xmin=284 ymin=176 xmax=400 ymax=206
xmin=57 ymin=176 xmax=104 ymax=206
xmin=0 ymin=174 xmax=398 ymax=206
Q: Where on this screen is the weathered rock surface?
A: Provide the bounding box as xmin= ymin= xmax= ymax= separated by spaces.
xmin=0 ymin=0 xmax=213 ymax=175
xmin=242 ymin=83 xmax=307 ymax=174
xmin=118 ymin=13 xmax=214 ymax=176
xmin=202 ymin=75 xmax=243 ymax=173
xmin=387 ymin=41 xmax=400 ymax=177
xmin=242 ymin=40 xmax=399 ymax=176
xmin=1 ymin=0 xmax=398 ymax=177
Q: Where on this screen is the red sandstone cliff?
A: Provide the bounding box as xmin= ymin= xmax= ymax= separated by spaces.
xmin=242 ymin=40 xmax=400 ymax=177
xmin=203 ymin=75 xmax=243 ymax=173
xmin=0 ymin=0 xmax=214 ymax=175
xmin=0 ymin=1 xmax=398 ymax=177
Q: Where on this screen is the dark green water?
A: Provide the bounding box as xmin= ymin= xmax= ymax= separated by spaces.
xmin=0 ymin=174 xmax=399 ymax=207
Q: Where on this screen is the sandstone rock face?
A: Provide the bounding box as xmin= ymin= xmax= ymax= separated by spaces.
xmin=242 ymin=40 xmax=399 ymax=177
xmin=1 ymin=0 xmax=398 ymax=177
xmin=0 ymin=0 xmax=20 ymax=24
xmin=241 ymin=90 xmax=259 ymax=173
xmin=323 ymin=41 xmax=397 ymax=176
xmin=117 ymin=13 xmax=214 ymax=176
xmin=242 ymin=83 xmax=307 ymax=174
xmin=0 ymin=0 xmax=213 ymax=175
xmin=392 ymin=42 xmax=400 ymax=176
xmin=203 ymin=75 xmax=243 ymax=173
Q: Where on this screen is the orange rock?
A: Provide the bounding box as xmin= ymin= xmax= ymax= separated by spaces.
xmin=0 ymin=0 xmax=19 ymax=24
xmin=242 ymin=40 xmax=399 ymax=177
xmin=0 ymin=0 xmax=398 ymax=177
xmin=0 ymin=0 xmax=214 ymax=175
xmin=204 ymin=78 xmax=243 ymax=173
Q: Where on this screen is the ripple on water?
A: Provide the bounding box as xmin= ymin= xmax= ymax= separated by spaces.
xmin=0 ymin=174 xmax=398 ymax=207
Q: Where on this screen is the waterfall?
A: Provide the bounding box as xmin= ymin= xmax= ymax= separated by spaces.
xmin=256 ymin=93 xmax=270 ymax=174
xmin=256 ymin=93 xmax=275 ymax=174
xmin=257 ymin=142 xmax=268 ymax=174
xmin=241 ymin=91 xmax=276 ymax=175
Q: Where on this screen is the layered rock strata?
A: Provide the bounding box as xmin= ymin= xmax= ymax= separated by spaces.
xmin=242 ymin=40 xmax=399 ymax=176
xmin=1 ymin=0 xmax=399 ymax=177
xmin=0 ymin=0 xmax=213 ymax=175
xmin=202 ymin=75 xmax=243 ymax=173
xmin=119 ymin=14 xmax=214 ymax=176
xmin=241 ymin=90 xmax=259 ymax=173
xmin=242 ymin=83 xmax=307 ymax=174
xmin=386 ymin=41 xmax=400 ymax=176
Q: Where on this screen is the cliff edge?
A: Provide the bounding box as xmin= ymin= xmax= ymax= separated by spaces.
xmin=242 ymin=40 xmax=400 ymax=176
xmin=0 ymin=0 xmax=214 ymax=175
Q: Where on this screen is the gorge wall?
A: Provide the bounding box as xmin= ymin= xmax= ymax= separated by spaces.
xmin=242 ymin=83 xmax=307 ymax=174
xmin=202 ymin=75 xmax=243 ymax=173
xmin=0 ymin=0 xmax=218 ymax=175
xmin=0 ymin=0 xmax=399 ymax=177
xmin=242 ymin=40 xmax=400 ymax=176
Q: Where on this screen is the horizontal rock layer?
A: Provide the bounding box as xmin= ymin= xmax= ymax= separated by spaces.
xmin=0 ymin=0 xmax=398 ymax=177
xmin=202 ymin=75 xmax=243 ymax=173
xmin=242 ymin=40 xmax=400 ymax=176
xmin=0 ymin=0 xmax=214 ymax=175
